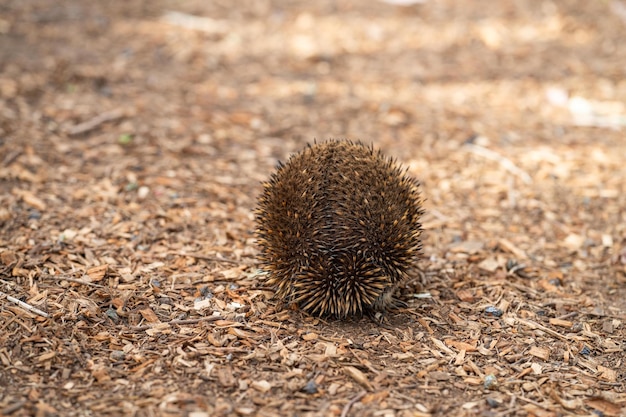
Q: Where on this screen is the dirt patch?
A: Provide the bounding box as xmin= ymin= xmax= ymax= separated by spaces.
xmin=1 ymin=1 xmax=625 ymax=416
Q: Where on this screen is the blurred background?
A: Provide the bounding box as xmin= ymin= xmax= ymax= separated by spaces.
xmin=1 ymin=0 xmax=624 ymax=267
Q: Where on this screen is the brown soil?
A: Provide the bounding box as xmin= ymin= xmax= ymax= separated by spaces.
xmin=1 ymin=1 xmax=625 ymax=416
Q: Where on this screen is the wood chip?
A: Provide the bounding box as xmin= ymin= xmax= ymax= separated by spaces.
xmin=548 ymin=318 xmax=573 ymax=328
xmin=431 ymin=338 xmax=456 ymax=355
xmin=498 ymin=238 xmax=528 ymax=259
xmin=12 ymin=188 xmax=46 ymax=211
xmin=449 ymin=240 xmax=484 ymax=254
xmin=37 ymin=351 xmax=56 ymax=362
xmin=86 ymin=264 xmax=108 ymax=282
xmin=584 ymin=398 xmax=623 ymax=416
xmin=250 ymin=380 xmax=272 ymax=393
xmin=596 ymin=365 xmax=617 ymax=382
xmin=343 ymin=366 xmax=373 ymax=391
xmin=0 ymin=250 xmax=17 ymax=266
xmin=455 ymin=289 xmax=475 ymax=302
xmin=528 ymin=346 xmax=550 ymax=361
xmin=477 ymin=257 xmax=500 ymax=272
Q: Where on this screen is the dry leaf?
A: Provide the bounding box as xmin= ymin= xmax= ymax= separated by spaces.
xmin=445 ymin=339 xmax=478 ymax=352
xmin=138 ymin=308 xmax=160 ymax=323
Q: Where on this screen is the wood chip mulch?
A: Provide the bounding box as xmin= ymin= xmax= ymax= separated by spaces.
xmin=1 ymin=1 xmax=625 ymax=416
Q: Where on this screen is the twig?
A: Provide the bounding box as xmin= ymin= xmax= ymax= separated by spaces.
xmin=516 ymin=395 xmax=551 ymax=409
xmin=463 ymin=143 xmax=532 ymax=184
xmin=2 ymin=149 xmax=22 ymax=166
xmin=67 ymin=109 xmax=125 ymax=136
xmin=47 ymin=275 xmax=105 ymax=288
xmin=493 ymin=395 xmax=519 ymax=417
xmin=341 ymin=390 xmax=367 ymax=417
xmin=127 ymin=315 xmax=223 ymax=331
xmin=0 ymin=315 xmax=17 ymax=332
xmin=177 ymin=252 xmax=240 ymax=264
xmin=1 ymin=400 xmax=26 ymax=415
xmin=0 ymin=290 xmax=50 ymax=318
xmin=554 ymin=312 xmax=578 ymax=321
xmin=516 ymin=318 xmax=571 ymax=341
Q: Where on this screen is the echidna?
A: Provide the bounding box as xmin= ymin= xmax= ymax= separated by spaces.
xmin=255 ymin=140 xmax=424 ymax=318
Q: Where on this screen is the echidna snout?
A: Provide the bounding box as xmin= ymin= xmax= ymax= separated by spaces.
xmin=255 ymin=140 xmax=424 ymax=318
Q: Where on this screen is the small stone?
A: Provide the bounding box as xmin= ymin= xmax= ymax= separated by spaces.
xmin=484 ymin=374 xmax=498 ymax=390
xmin=301 ymin=380 xmax=318 ymax=394
xmin=484 ymin=306 xmax=503 ymax=317
xmin=110 ymin=350 xmax=126 ymax=361
xmin=137 ymin=186 xmax=150 ymax=199
xmin=106 ymin=308 xmax=119 ymax=322
xmin=486 ymin=397 xmax=501 ymax=408
xmin=602 ymin=320 xmax=614 ymax=334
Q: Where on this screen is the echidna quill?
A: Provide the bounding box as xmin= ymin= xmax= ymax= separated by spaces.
xmin=255 ymin=140 xmax=424 ymax=318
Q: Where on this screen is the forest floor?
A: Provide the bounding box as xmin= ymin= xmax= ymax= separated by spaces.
xmin=1 ymin=1 xmax=625 ymax=416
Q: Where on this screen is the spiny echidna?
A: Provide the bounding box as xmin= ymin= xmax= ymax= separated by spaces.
xmin=255 ymin=140 xmax=424 ymax=318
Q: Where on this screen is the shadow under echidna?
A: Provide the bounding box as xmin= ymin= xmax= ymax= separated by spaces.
xmin=255 ymin=140 xmax=424 ymax=319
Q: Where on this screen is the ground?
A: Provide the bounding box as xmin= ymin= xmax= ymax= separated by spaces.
xmin=1 ymin=1 xmax=625 ymax=416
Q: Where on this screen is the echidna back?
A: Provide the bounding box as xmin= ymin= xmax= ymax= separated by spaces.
xmin=256 ymin=140 xmax=423 ymax=318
